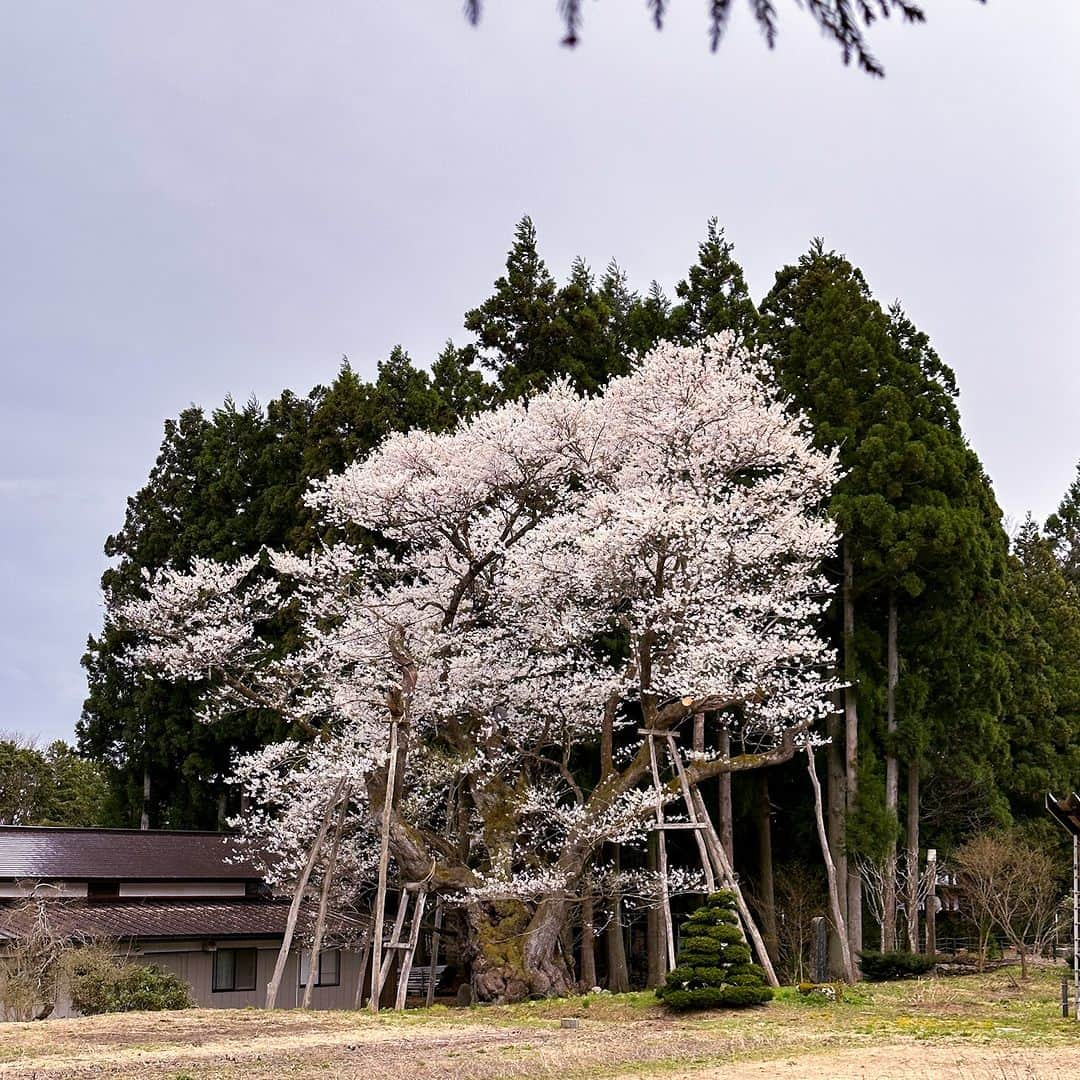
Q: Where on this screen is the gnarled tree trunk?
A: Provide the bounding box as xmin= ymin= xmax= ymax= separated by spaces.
xmin=467 ymin=898 xmax=574 ymax=1002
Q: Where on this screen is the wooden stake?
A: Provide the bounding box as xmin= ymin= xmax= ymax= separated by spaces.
xmin=689 ymin=785 xmax=780 ymax=988
xmin=302 ymin=788 xmax=350 ymax=1009
xmin=805 ymin=742 xmax=856 ymax=983
xmin=646 ymin=732 xmax=676 ymax=972
xmin=665 ymin=733 xmax=715 ymax=893
xmin=265 ymin=779 xmax=345 ymax=1009
xmin=369 ymin=716 xmax=401 ymax=1013
xmin=395 ymin=889 xmax=428 ymax=1010
xmin=353 ymin=936 xmax=372 ymax=1009
xmin=425 ymin=896 xmax=444 ymax=1007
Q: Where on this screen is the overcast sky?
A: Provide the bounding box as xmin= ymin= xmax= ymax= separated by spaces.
xmin=2 ymin=2 xmax=1077 ymax=745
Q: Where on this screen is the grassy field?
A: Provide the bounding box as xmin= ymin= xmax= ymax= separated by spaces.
xmin=1 ymin=967 xmax=1079 ymax=1078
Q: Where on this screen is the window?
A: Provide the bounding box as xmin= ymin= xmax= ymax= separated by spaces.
xmin=298 ymin=948 xmax=341 ymax=988
xmin=212 ymin=948 xmax=257 ymax=992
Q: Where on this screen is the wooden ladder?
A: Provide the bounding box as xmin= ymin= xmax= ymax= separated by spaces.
xmin=639 ymin=727 xmax=779 ymax=988
xmin=370 ymin=883 xmax=429 ymax=1010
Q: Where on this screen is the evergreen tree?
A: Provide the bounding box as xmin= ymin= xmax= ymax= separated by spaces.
xmin=429 ymin=341 xmax=491 ymax=430
xmin=1000 ymin=517 xmax=1080 ymax=810
xmin=668 ymin=218 xmax=759 ymax=346
xmin=658 ymin=891 xmax=773 ymax=1010
xmin=626 ymin=280 xmax=673 ymax=355
xmin=0 ymin=738 xmax=112 ymax=826
xmin=759 ymin=242 xmax=1009 ymax=956
xmin=1046 ymin=463 xmax=1080 ymax=585
xmin=464 ymin=216 xmax=566 ymax=398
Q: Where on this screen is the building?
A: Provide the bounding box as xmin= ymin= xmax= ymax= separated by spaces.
xmin=0 ymin=826 xmax=368 ymax=1015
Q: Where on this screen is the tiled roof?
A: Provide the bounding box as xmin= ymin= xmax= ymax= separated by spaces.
xmin=0 ymin=826 xmax=263 ymax=881
xmin=0 ymin=898 xmax=368 ymax=942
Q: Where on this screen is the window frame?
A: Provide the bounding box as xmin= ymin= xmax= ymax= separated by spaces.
xmin=212 ymin=947 xmax=257 ymax=993
xmin=298 ymin=947 xmax=341 ymax=989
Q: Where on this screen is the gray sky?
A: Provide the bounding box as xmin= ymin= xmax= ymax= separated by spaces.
xmin=2 ymin=2 xmax=1077 ymax=745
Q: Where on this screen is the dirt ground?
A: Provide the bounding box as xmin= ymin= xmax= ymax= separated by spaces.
xmin=1 ymin=968 xmax=1078 ymax=1079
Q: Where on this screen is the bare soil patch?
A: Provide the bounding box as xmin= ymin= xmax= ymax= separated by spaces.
xmin=0 ymin=968 xmax=1077 ymax=1078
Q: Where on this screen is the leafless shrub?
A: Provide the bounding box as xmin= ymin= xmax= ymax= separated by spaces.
xmin=954 ymin=830 xmax=1064 ymax=978
xmin=0 ymin=894 xmax=70 ymax=1020
xmin=773 ymin=861 xmax=827 ymax=983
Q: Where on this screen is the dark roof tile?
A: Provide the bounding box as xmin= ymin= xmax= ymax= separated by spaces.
xmin=0 ymin=826 xmax=263 ymax=881
xmin=0 ymin=898 xmax=367 ymax=942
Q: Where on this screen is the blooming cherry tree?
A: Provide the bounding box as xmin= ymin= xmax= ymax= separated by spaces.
xmin=112 ymin=335 xmax=839 ymax=1001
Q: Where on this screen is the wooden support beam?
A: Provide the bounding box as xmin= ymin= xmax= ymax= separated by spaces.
xmin=425 ymin=897 xmax=444 ymax=1008
xmin=665 ymin=733 xmax=716 ymax=894
xmin=647 ymin=733 xmax=676 ymax=972
xmin=395 ymin=889 xmax=427 ymax=1011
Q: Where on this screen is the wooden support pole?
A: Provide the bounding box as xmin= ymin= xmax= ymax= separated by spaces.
xmin=395 ymin=889 xmax=428 ymax=1010
xmin=689 ymin=785 xmax=780 ymax=988
xmin=665 ymin=733 xmax=715 ymax=893
xmin=378 ymin=888 xmax=412 ymax=994
xmin=805 ymin=743 xmax=856 ymax=983
xmin=302 ymin=788 xmax=350 ymax=1009
xmin=369 ymin=716 xmax=401 ymax=1013
xmin=646 ymin=733 xmax=676 ymax=972
xmin=265 ymin=779 xmax=345 ymax=1009
xmin=354 ymin=936 xmax=372 ymax=1009
xmin=425 ymin=896 xmax=444 ymax=1007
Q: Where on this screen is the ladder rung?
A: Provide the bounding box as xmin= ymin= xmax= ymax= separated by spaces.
xmin=384 ymin=942 xmax=413 ymax=949
xmin=637 ymin=729 xmax=680 ymax=739
xmin=648 ymin=822 xmax=706 ymax=830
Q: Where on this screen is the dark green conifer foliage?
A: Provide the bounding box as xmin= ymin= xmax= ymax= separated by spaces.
xmin=464 ymin=218 xmax=638 ymax=398
xmin=464 ymin=216 xmax=566 ymax=399
xmin=1046 ymin=464 xmax=1080 ymax=585
xmin=657 ymin=891 xmax=773 ymax=1010
xmin=760 ymin=242 xmax=1012 ymax=955
xmin=430 ymin=341 xmax=491 ymax=430
xmin=668 ymin=219 xmax=759 ymax=346
xmin=79 ymin=350 xmax=459 ymax=827
xmin=626 ymin=280 xmax=673 ymax=356
xmin=1000 ymin=517 xmax=1080 ymax=809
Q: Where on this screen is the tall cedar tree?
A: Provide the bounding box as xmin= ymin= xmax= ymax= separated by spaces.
xmin=759 ymin=241 xmax=1008 ymax=957
xmin=1046 ymin=464 xmax=1080 ymax=586
xmin=1000 ymin=518 xmax=1080 ymax=809
xmin=668 ymin=219 xmax=759 ymax=347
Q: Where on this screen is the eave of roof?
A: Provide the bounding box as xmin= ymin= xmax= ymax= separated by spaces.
xmin=0 ymin=826 xmax=265 ymax=882
xmin=0 ymin=898 xmax=368 ymax=942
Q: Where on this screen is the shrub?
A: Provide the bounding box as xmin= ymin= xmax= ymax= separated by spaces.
xmin=857 ymin=950 xmax=936 ymax=981
xmin=66 ymin=949 xmax=193 ymax=1014
xmin=657 ymin=891 xmax=773 ymax=1011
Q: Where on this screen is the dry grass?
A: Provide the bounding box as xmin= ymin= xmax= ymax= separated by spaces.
xmin=0 ymin=967 xmax=1078 ymax=1078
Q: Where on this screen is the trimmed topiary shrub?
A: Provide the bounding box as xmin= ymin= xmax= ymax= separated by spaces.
xmin=657 ymin=890 xmax=773 ymax=1010
xmin=857 ymin=950 xmax=936 ymax=981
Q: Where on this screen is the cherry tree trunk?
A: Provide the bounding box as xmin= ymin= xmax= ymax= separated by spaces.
xmin=604 ymin=845 xmax=631 ymax=992
xmin=580 ymin=895 xmax=597 ymax=989
xmin=467 ymin=898 xmax=573 ymax=1003
xmin=717 ymin=726 xmax=734 ymax=863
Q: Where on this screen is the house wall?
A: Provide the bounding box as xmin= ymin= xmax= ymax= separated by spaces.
xmin=142 ymin=941 xmax=367 ymax=1011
